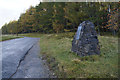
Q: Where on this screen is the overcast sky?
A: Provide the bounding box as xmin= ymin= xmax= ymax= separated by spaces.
xmin=0 ymin=0 xmax=40 ymax=29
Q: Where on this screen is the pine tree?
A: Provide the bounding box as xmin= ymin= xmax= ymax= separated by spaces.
xmin=52 ymin=3 xmax=65 ymax=33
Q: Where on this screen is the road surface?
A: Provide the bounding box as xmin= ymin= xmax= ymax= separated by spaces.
xmin=1 ymin=37 xmax=54 ymax=78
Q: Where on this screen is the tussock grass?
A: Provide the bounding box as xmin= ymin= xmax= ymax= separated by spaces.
xmin=21 ymin=32 xmax=118 ymax=78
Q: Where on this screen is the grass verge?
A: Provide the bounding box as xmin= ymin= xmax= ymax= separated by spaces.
xmin=0 ymin=35 xmax=22 ymax=41
xmin=20 ymin=32 xmax=118 ymax=78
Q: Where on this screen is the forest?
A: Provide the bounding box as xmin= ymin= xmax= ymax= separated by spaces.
xmin=1 ymin=2 xmax=119 ymax=36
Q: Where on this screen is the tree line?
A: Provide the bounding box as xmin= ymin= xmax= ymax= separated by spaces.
xmin=1 ymin=2 xmax=119 ymax=35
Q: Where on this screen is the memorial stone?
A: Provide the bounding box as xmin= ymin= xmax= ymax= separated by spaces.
xmin=71 ymin=21 xmax=100 ymax=56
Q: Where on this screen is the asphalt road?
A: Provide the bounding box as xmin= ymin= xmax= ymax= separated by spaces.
xmin=1 ymin=37 xmax=53 ymax=78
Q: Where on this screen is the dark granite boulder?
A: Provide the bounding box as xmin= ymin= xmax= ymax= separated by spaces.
xmin=71 ymin=21 xmax=100 ymax=56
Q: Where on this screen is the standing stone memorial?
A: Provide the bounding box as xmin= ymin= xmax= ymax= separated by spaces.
xmin=72 ymin=21 xmax=100 ymax=56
